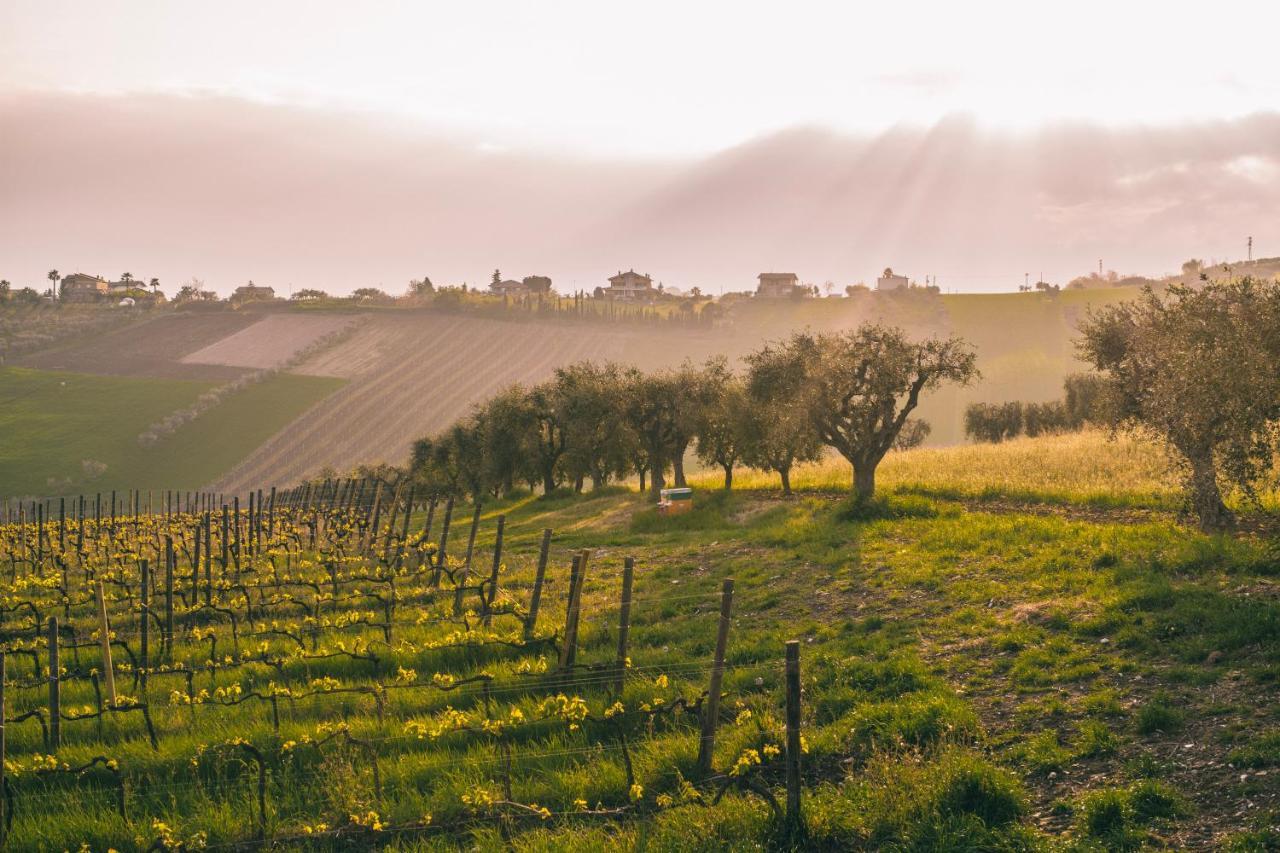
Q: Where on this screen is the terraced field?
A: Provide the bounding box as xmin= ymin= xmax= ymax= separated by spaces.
xmin=181 ymin=313 xmax=356 ymax=370
xmin=16 ymin=311 xmax=257 ymax=380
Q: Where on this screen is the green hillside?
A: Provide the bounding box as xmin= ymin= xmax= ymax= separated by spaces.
xmin=0 ymin=366 xmax=343 ymax=497
xmin=3 ymin=434 xmax=1274 ymax=848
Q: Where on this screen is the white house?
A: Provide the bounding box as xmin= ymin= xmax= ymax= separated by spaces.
xmin=756 ymin=272 xmax=805 ymax=298
xmin=876 ymin=267 xmax=910 ymax=291
xmin=606 ymin=269 xmax=655 ymax=301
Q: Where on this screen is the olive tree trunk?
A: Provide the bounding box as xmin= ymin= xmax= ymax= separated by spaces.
xmin=853 ymin=463 xmax=876 ymax=502
xmin=1188 ymin=452 xmax=1233 ymax=531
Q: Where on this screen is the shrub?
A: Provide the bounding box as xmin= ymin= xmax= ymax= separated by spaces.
xmin=1013 ymin=729 xmax=1070 ymax=774
xmin=805 ymin=751 xmax=1032 ymax=850
xmin=1227 ymin=730 xmax=1280 ymax=769
xmin=1074 ymin=720 xmax=1121 ymax=758
xmin=933 ymin=758 xmax=1026 ymax=827
xmin=1023 ymin=400 xmax=1070 ymax=437
xmin=1077 ymin=781 xmax=1188 ymax=848
xmin=1135 ymin=692 xmax=1186 ymax=736
xmin=964 ymin=402 xmax=1023 ymax=443
xmin=1063 ymin=372 xmax=1109 ymax=427
xmin=1078 ymin=788 xmax=1140 ymax=848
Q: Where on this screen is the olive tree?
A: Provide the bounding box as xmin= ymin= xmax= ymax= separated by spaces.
xmin=525 ymin=380 xmax=570 ymax=494
xmin=742 ymin=341 xmax=823 ymax=495
xmin=694 ymin=370 xmax=751 ymax=489
xmin=1078 ymin=279 xmax=1280 ymax=531
xmin=557 ymin=362 xmax=634 ymax=491
xmin=668 ymin=360 xmax=723 ymax=487
xmin=478 ymin=386 xmax=538 ymax=496
xmin=773 ymin=325 xmax=978 ymax=500
xmin=623 ymin=368 xmax=683 ymax=498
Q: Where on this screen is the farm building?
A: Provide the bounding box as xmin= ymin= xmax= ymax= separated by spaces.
xmin=233 ymin=282 xmax=277 ymax=303
xmin=60 ymin=273 xmax=110 ymax=302
xmin=606 ymin=269 xmax=655 ymax=301
xmin=490 ymin=278 xmax=530 ymax=297
xmin=876 ymin=267 xmax=910 ymax=291
xmin=755 ymin=272 xmax=807 ymax=298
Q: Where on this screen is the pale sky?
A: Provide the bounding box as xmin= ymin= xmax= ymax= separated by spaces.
xmin=2 ymin=1 xmax=1279 ymax=294
xmin=4 ymin=0 xmax=1279 ymax=157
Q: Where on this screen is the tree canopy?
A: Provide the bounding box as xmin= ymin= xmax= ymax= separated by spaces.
xmin=1078 ymin=278 xmax=1280 ymax=530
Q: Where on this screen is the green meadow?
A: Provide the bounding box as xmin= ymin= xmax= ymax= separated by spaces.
xmin=6 ymin=434 xmax=1278 ymax=849
xmin=0 ymin=367 xmax=343 ymax=496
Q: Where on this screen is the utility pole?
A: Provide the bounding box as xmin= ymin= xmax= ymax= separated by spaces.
xmin=1098 ymin=259 xmax=1103 ymax=276
xmin=1248 ymin=236 xmax=1253 ymax=263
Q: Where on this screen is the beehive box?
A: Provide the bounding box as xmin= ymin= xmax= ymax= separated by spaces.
xmin=658 ymin=487 xmax=693 ymax=515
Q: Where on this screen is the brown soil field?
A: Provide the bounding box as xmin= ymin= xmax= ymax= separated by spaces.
xmin=181 ymin=313 xmax=357 ymax=369
xmin=16 ymin=311 xmax=256 ymax=380
xmin=207 ymin=313 xmax=731 ymax=491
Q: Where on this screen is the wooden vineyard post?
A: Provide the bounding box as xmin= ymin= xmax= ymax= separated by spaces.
xmin=364 ymin=483 xmax=383 ymax=554
xmin=614 ymin=557 xmax=635 ymax=694
xmin=419 ymin=499 xmax=437 ymax=553
xmin=482 ymin=515 xmax=505 ymax=626
xmin=192 ymin=525 xmax=202 ymax=604
xmin=433 ymin=497 xmax=454 ymax=584
xmin=267 ymin=486 xmax=277 ymax=538
xmin=204 ymin=512 xmax=213 ymax=604
xmin=139 ymin=559 xmax=150 ymax=695
xmin=560 ymin=550 xmax=590 ymax=670
xmin=558 ymin=554 xmax=582 ymax=670
xmin=785 ymin=640 xmax=803 ymax=831
xmin=232 ymin=496 xmax=242 ymax=572
xmin=48 ymin=616 xmax=61 ymax=750
xmin=96 ymin=579 xmax=117 ymax=707
xmin=696 ymin=578 xmax=735 ymax=779
xmin=523 ymin=528 xmax=553 ymax=640
xmin=220 ymin=505 xmax=230 ymax=580
xmin=463 ymin=503 xmax=482 ymax=571
xmin=164 ymin=537 xmax=175 ymax=659
xmin=396 ymin=486 xmax=414 ymax=566
xmin=454 ymin=503 xmax=482 ymax=616
xmin=381 ymin=483 xmax=404 ymax=555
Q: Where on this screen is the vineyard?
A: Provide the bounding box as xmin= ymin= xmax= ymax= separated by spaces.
xmin=0 ymin=484 xmax=817 ymax=850
xmin=1 ymin=431 xmax=1279 ymax=848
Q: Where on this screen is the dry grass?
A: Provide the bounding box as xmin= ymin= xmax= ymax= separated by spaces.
xmin=690 ymin=430 xmax=1225 ymax=510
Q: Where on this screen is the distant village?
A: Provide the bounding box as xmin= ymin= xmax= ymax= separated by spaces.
xmin=2 ymin=266 xmax=933 ymax=308
xmin=6 ymin=255 xmax=1269 ymax=309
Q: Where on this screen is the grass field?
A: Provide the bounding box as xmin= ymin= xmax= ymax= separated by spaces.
xmin=689 ymin=429 xmax=1280 ymax=514
xmin=0 ymin=366 xmax=344 ymax=496
xmin=2 ymin=434 xmax=1278 ymax=849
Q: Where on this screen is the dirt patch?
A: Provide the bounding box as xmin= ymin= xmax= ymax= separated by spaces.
xmin=181 ymin=314 xmax=356 ymax=370
xmin=16 ymin=312 xmax=256 ymax=379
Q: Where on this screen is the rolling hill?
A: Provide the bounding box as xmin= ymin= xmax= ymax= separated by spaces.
xmin=2 ymin=288 xmax=1141 ymax=497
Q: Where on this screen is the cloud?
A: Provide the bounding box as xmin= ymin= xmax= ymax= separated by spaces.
xmin=1 ymin=92 xmax=1278 ymax=294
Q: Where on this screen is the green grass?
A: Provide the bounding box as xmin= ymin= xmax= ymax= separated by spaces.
xmin=687 ymin=429 xmax=1280 ymax=512
xmin=0 ymin=366 xmax=343 ymax=496
xmin=5 ymin=431 xmax=1279 ymax=848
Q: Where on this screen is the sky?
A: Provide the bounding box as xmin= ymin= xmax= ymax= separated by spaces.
xmin=2 ymin=1 xmax=1279 ymax=294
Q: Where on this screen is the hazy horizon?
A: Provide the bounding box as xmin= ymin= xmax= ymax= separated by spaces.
xmin=3 ymin=1 xmax=1279 ymax=296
